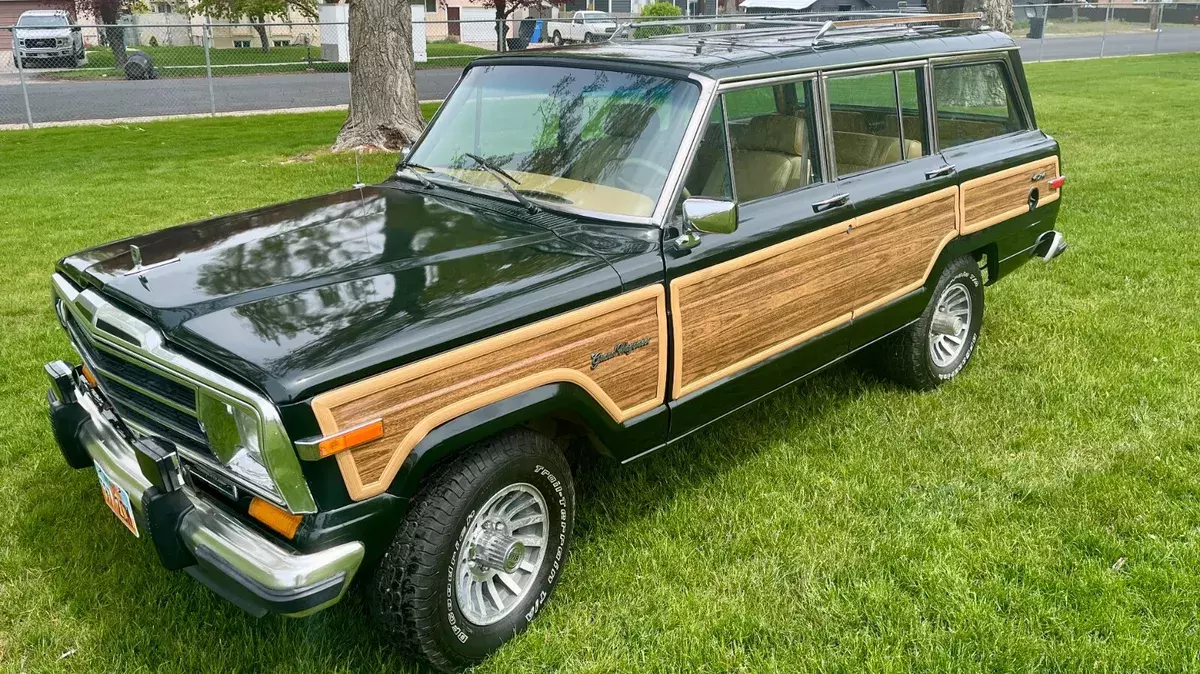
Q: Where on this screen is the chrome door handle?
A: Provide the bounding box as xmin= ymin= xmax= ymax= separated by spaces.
xmin=811 ymin=193 xmax=850 ymax=213
xmin=925 ymin=164 xmax=956 ymax=180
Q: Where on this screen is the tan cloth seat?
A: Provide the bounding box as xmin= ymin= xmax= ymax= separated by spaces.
xmin=569 ymin=103 xmax=658 ymax=184
xmin=705 ymin=115 xmax=811 ymax=202
xmin=833 ymin=131 xmax=922 ymax=176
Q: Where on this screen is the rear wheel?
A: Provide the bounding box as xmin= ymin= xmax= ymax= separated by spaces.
xmin=552 ymin=31 xmax=563 ymax=45
xmin=369 ymin=429 xmax=575 ymax=672
xmin=878 ymin=255 xmax=984 ymax=390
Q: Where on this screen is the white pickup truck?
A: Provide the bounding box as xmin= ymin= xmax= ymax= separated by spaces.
xmin=546 ymin=11 xmax=619 ymax=45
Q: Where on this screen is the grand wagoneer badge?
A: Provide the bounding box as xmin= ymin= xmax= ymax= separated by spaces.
xmin=590 ymin=337 xmax=651 ymax=370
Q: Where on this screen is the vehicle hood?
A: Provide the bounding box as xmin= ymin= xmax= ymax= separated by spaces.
xmin=15 ymin=27 xmax=71 ymax=39
xmin=58 ymin=185 xmax=624 ymax=403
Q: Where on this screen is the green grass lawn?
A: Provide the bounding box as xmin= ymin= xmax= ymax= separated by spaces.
xmin=1 ymin=55 xmax=1199 ymax=672
xmin=39 ymin=41 xmax=491 ymax=80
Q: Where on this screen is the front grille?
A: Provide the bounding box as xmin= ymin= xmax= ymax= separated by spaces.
xmin=63 ymin=310 xmax=211 ymax=454
xmin=26 ymin=38 xmax=56 ymax=48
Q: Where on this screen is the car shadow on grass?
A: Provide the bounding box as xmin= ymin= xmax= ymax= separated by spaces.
xmin=7 ymin=359 xmax=888 ymax=672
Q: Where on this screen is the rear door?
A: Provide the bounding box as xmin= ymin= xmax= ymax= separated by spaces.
xmin=664 ymin=75 xmax=860 ymax=440
xmin=818 ymin=63 xmax=962 ymax=352
xmin=931 ymin=54 xmax=1061 ymax=247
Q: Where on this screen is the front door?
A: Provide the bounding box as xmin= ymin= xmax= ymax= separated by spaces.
xmin=664 ymin=76 xmax=860 ymax=440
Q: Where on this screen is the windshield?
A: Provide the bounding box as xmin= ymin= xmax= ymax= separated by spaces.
xmin=407 ymin=64 xmax=700 ymax=219
xmin=18 ymin=15 xmax=68 ymax=26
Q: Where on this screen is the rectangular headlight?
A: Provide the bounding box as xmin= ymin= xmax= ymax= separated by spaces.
xmin=196 ymin=391 xmax=283 ymax=501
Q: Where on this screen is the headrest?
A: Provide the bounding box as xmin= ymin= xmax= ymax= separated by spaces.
xmin=740 ymin=115 xmax=806 ymax=156
xmin=603 ymin=103 xmax=657 ymax=138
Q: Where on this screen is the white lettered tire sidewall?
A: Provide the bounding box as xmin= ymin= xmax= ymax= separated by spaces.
xmin=434 ymin=453 xmax=574 ymax=661
xmin=928 ymin=266 xmax=983 ymax=381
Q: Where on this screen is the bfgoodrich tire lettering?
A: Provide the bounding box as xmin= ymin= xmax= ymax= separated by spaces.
xmin=879 ymin=255 xmax=984 ymax=390
xmin=369 ymin=429 xmax=575 ymax=672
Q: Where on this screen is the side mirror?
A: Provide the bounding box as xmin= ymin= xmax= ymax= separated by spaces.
xmin=72 ymin=26 xmax=81 ymax=32
xmin=682 ymin=197 xmax=738 ymax=235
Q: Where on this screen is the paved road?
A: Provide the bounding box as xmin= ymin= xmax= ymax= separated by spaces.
xmin=1013 ymin=25 xmax=1198 ymax=62
xmin=2 ymin=28 xmax=1196 ymax=126
xmin=0 ymin=67 xmax=463 ymax=125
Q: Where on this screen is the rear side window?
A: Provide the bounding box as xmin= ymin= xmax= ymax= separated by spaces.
xmin=826 ymin=69 xmax=926 ymax=179
xmin=934 ymin=62 xmax=1026 ymax=149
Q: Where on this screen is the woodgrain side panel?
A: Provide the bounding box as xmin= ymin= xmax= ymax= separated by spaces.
xmin=671 ymin=187 xmax=959 ymax=398
xmin=313 ymin=286 xmax=668 ymax=501
xmin=961 ymin=156 xmax=1060 ymax=234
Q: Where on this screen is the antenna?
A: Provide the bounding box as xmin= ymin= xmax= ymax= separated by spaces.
xmin=353 ymin=149 xmax=365 ymax=189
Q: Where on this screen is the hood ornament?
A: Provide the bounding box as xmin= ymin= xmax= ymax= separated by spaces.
xmin=124 ymin=243 xmax=179 ymax=280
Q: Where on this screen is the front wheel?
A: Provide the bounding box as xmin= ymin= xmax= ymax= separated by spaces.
xmin=584 ymin=32 xmax=593 ymax=42
xmin=370 ymin=429 xmax=575 ymax=672
xmin=878 ymin=255 xmax=984 ymax=390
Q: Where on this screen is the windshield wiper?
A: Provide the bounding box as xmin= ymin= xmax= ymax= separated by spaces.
xmin=396 ymin=164 xmax=433 ymax=189
xmin=463 ymin=153 xmax=540 ymax=214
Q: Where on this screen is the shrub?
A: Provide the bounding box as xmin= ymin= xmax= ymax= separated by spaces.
xmin=635 ymin=2 xmax=684 ymax=38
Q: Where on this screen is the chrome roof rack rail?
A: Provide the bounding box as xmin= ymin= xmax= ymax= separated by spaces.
xmin=610 ymin=11 xmax=984 ymax=45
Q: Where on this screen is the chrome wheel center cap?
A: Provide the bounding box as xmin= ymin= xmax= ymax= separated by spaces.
xmin=470 ymin=527 xmax=526 ymax=575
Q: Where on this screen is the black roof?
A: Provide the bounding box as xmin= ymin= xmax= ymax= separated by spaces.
xmin=478 ymin=27 xmax=1016 ymax=80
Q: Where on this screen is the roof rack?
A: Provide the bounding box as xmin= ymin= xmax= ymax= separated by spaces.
xmin=610 ymin=11 xmax=983 ymax=45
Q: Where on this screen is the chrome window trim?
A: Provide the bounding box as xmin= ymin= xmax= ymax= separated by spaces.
xmin=654 ymin=73 xmax=722 ymax=225
xmin=923 ymin=61 xmax=940 ymax=152
xmin=52 ymin=273 xmax=317 ymax=514
xmin=820 ymin=60 xmax=940 ymax=181
xmin=697 ymin=73 xmax=830 ymax=207
xmin=652 ymin=72 xmax=720 ymax=226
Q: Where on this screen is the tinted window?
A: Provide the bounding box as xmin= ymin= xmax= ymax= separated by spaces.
xmin=827 ymin=69 xmax=925 ymax=178
xmin=934 ymin=62 xmax=1025 ymax=149
xmin=720 ymin=81 xmax=821 ymax=202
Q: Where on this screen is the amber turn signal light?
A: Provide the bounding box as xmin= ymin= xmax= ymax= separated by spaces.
xmin=248 ymin=497 xmax=303 ymax=539
xmin=314 ymin=419 xmax=384 ymax=458
xmin=80 ymin=363 xmax=98 ymax=388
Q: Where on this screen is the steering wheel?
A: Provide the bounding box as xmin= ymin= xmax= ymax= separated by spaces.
xmin=612 ymin=158 xmax=670 ymax=192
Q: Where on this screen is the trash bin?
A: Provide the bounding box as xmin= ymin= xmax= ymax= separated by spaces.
xmin=1026 ymin=16 xmax=1045 ymax=39
xmin=124 ymin=50 xmax=158 ymax=80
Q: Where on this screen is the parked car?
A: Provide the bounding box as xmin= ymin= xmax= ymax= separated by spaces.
xmin=13 ymin=10 xmax=85 ymax=69
xmin=45 ymin=13 xmax=1064 ymax=673
xmin=546 ymin=10 xmax=618 ymax=44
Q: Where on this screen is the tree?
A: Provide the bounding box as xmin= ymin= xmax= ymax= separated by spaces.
xmin=77 ymin=0 xmax=142 ymax=68
xmin=927 ymin=0 xmax=1012 ymax=34
xmin=476 ymin=0 xmax=541 ymax=52
xmin=926 ymin=0 xmax=1012 ymax=105
xmin=194 ymin=0 xmax=316 ymax=52
xmin=635 ymin=2 xmax=683 ymax=38
xmin=331 ymin=0 xmax=425 ymax=152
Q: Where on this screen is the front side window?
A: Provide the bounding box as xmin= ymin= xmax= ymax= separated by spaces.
xmin=934 ymin=62 xmax=1025 ymax=149
xmin=827 ymin=69 xmax=925 ymax=179
xmin=408 ymin=65 xmax=700 ymax=218
xmin=718 ymin=80 xmax=821 ymax=202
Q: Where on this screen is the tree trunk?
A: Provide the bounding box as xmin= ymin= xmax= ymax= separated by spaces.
xmin=723 ymin=0 xmax=739 ymax=15
xmin=99 ymin=6 xmax=128 ymax=69
xmin=252 ymin=18 xmax=270 ymax=53
xmin=332 ymin=0 xmax=425 ymax=152
xmin=927 ymin=0 xmax=1011 ymax=33
xmin=926 ymin=0 xmax=1010 ymax=106
xmin=494 ymin=1 xmax=507 ymax=52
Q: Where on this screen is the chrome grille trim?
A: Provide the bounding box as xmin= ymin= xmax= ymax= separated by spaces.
xmin=52 ymin=273 xmax=317 ymax=514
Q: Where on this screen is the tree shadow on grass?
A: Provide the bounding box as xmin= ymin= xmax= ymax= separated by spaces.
xmin=5 ymin=361 xmax=880 ymax=672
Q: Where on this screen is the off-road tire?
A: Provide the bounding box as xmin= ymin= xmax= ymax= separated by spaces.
xmin=369 ymin=429 xmax=575 ymax=672
xmin=879 ymin=255 xmax=984 ymax=390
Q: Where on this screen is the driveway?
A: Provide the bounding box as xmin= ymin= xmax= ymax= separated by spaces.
xmin=2 ymin=28 xmax=1197 ymax=126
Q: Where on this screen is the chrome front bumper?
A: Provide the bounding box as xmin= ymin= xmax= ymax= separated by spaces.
xmin=47 ymin=367 xmax=364 ymax=618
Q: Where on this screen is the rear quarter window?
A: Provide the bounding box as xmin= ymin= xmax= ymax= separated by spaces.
xmin=934 ymin=62 xmax=1026 ymax=149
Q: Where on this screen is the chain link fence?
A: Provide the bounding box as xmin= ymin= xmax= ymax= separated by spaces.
xmin=2 ymin=6 xmax=1198 ymax=128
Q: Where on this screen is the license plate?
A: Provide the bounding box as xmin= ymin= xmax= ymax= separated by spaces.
xmin=96 ymin=464 xmax=139 ymax=537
